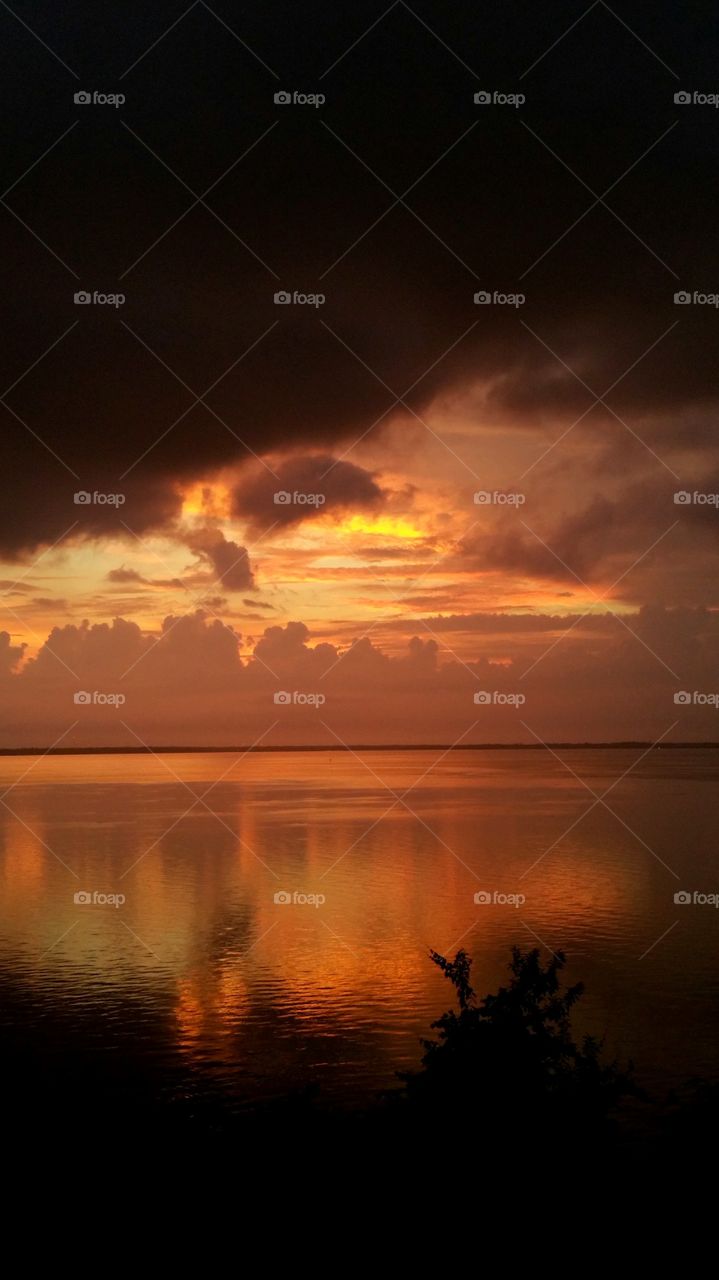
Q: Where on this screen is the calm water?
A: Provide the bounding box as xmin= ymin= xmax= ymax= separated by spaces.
xmin=1 ymin=748 xmax=718 ymax=1113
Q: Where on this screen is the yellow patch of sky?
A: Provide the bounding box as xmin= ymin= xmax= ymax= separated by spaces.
xmin=339 ymin=514 xmax=425 ymax=540
xmin=180 ymin=481 xmax=232 ymax=520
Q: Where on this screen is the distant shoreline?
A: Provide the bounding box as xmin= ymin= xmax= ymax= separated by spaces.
xmin=1 ymin=743 xmax=718 ymax=757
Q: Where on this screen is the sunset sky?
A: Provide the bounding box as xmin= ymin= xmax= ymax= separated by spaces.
xmin=1 ymin=0 xmax=717 ymax=745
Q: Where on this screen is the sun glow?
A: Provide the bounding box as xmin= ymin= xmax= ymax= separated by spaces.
xmin=341 ymin=514 xmax=425 ymax=540
xmin=180 ymin=482 xmax=232 ymax=520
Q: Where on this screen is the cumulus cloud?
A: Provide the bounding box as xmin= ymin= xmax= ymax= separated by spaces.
xmin=1 ymin=607 xmax=717 ymax=747
xmin=0 ymin=631 xmax=25 ymax=676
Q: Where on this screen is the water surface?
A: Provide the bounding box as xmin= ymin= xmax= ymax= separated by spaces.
xmin=1 ymin=748 xmax=717 ymax=1111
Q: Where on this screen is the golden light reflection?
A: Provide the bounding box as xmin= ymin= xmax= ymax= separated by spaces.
xmin=0 ymin=819 xmax=47 ymax=900
xmin=0 ymin=751 xmax=683 ymax=1097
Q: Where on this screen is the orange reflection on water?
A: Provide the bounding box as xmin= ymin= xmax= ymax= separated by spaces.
xmin=0 ymin=749 xmax=715 ymax=1095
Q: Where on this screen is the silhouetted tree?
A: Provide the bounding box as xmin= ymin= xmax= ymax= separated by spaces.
xmin=399 ymin=947 xmax=635 ymax=1141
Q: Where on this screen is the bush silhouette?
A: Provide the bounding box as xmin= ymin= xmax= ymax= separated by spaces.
xmin=399 ymin=947 xmax=635 ymax=1140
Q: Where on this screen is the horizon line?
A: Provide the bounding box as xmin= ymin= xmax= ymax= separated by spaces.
xmin=1 ymin=742 xmax=718 ymax=758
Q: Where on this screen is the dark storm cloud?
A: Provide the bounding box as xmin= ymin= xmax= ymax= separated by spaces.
xmin=232 ymin=454 xmax=385 ymax=531
xmin=462 ymin=467 xmax=719 ymax=599
xmin=184 ymin=526 xmax=254 ymax=591
xmin=1 ymin=1 xmax=718 ymax=555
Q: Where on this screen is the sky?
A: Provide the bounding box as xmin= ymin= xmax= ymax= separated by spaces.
xmin=1 ymin=0 xmax=718 ymax=746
